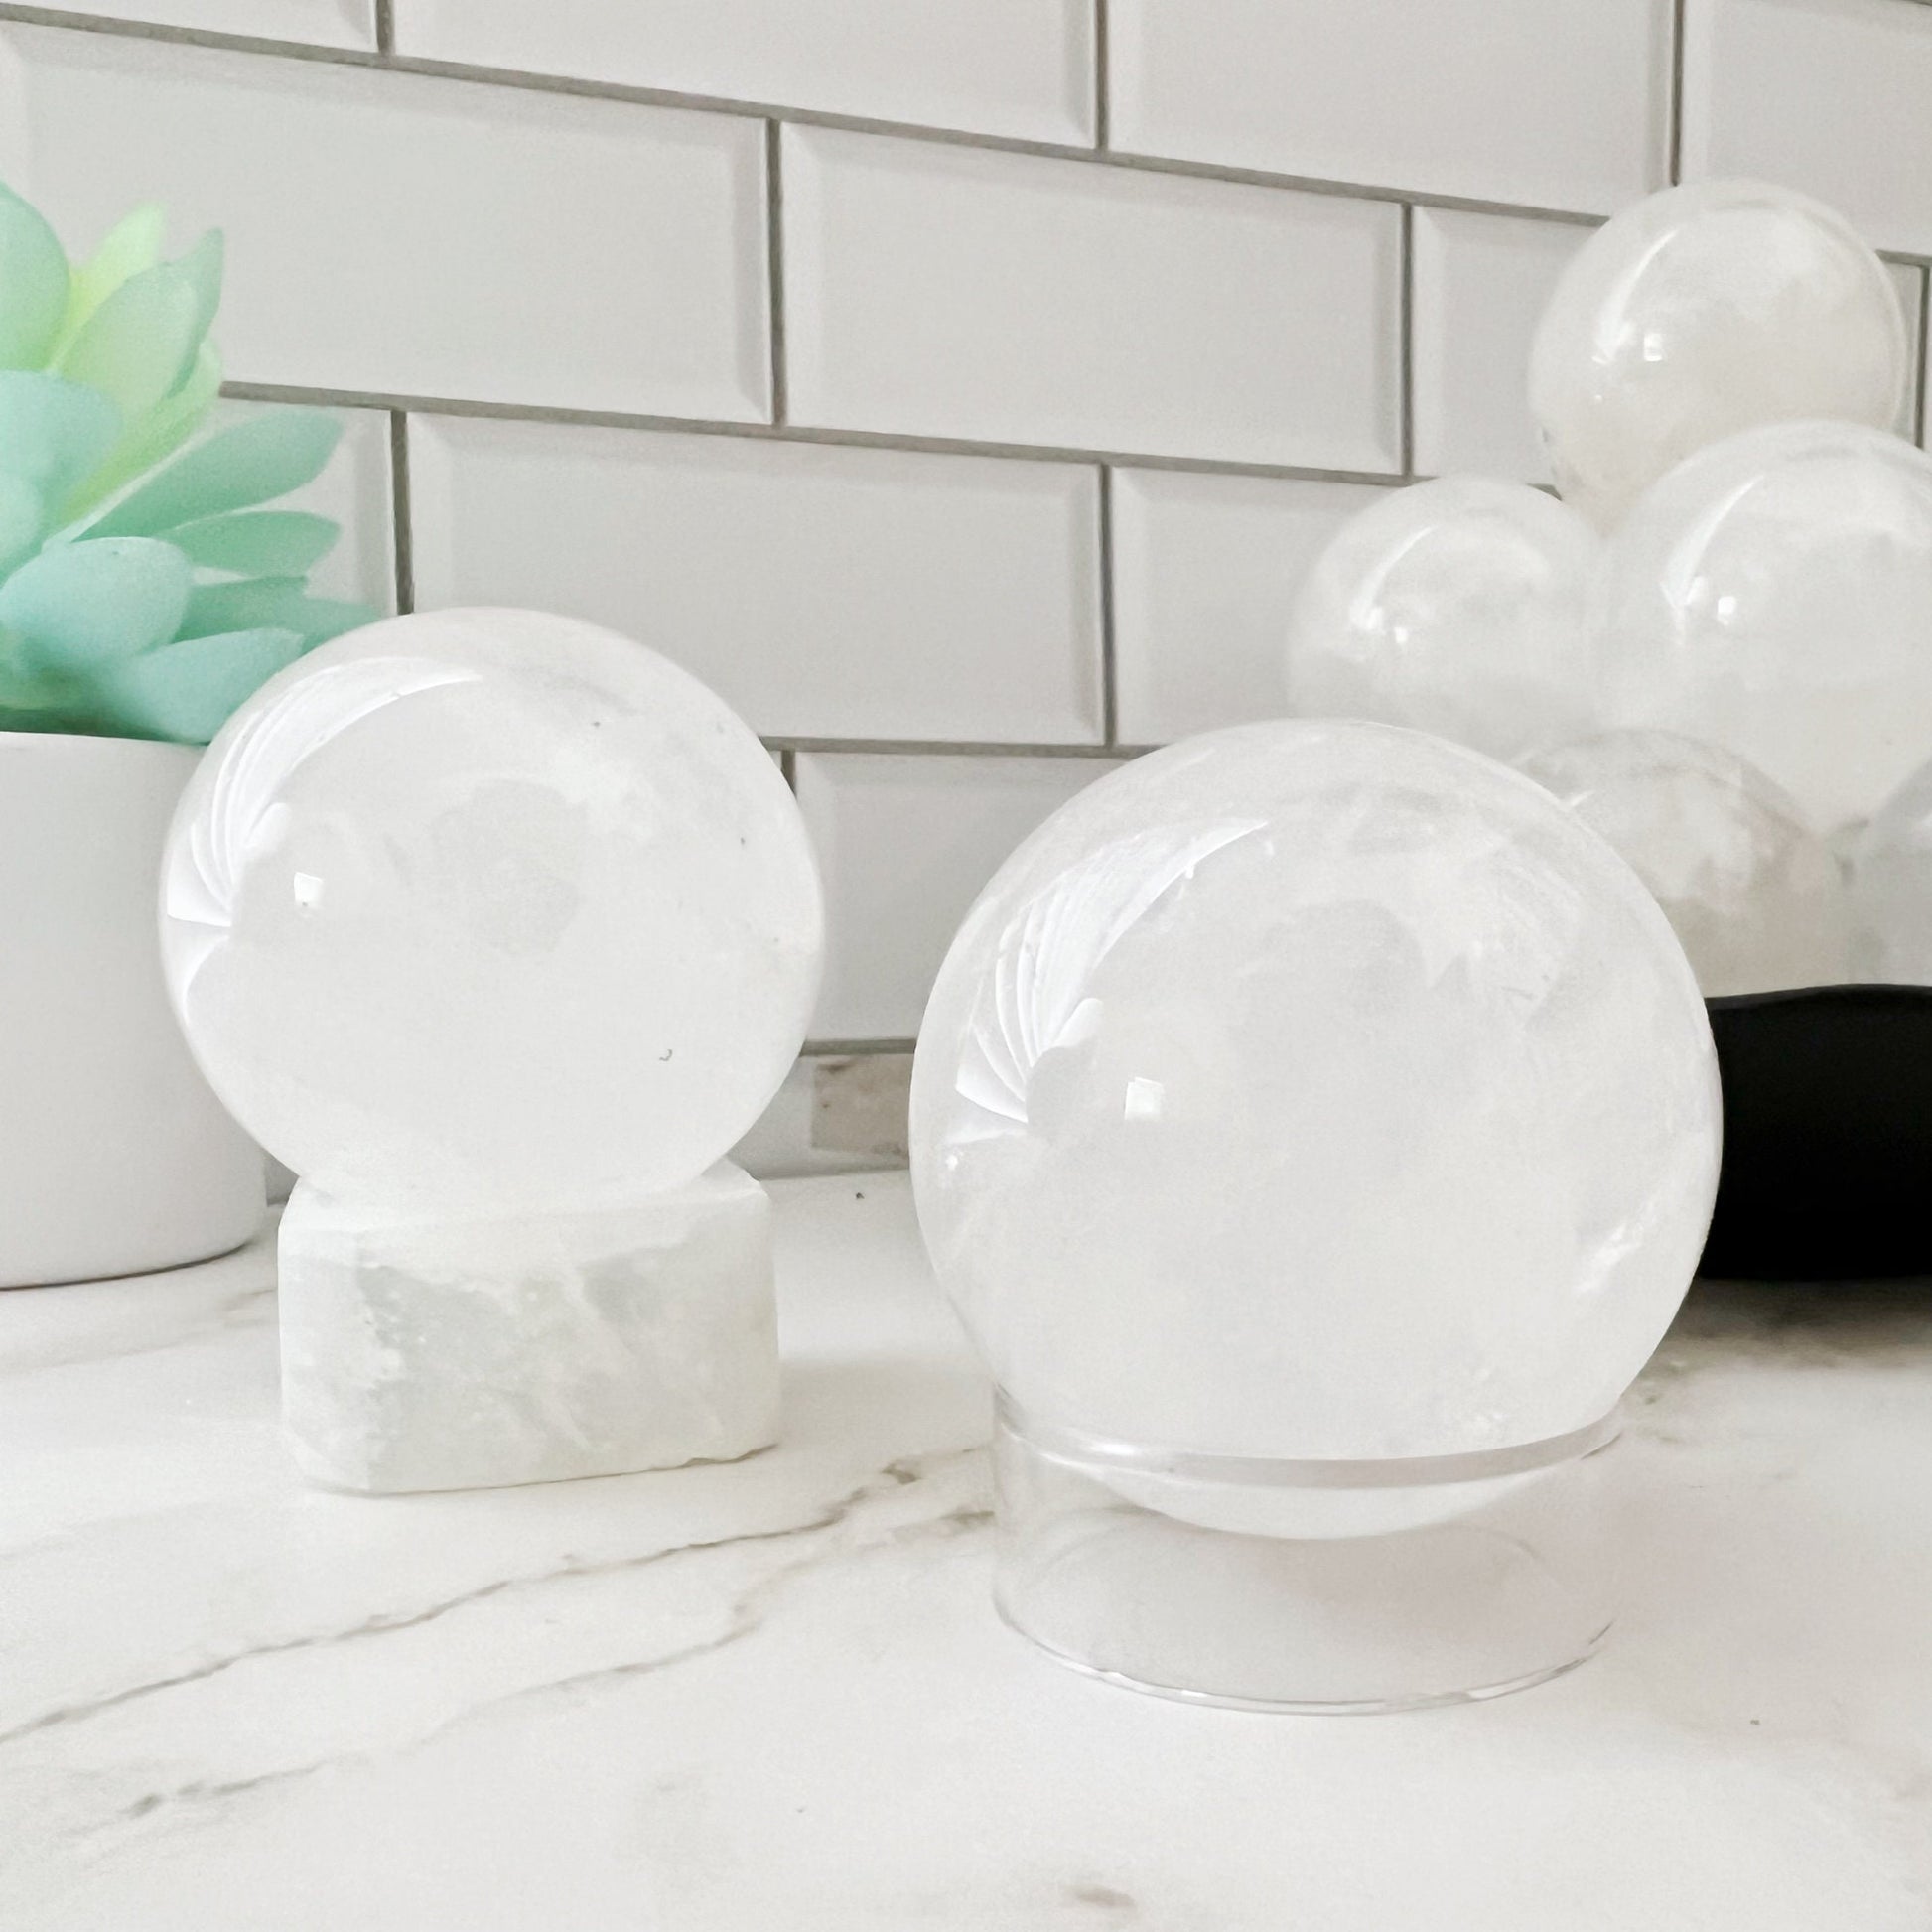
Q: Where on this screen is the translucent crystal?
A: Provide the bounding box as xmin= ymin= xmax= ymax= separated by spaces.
xmin=1598 ymin=419 xmax=1932 ymax=834
xmin=1521 ymin=731 xmax=1851 ymax=996
xmin=910 ymin=719 xmax=1721 ymax=1467
xmin=1531 ymin=179 xmax=1907 ymax=530
xmin=162 ymin=607 xmax=825 ymax=1218
xmin=1284 ymin=476 xmax=1600 ymax=763
xmin=1848 ymin=756 xmax=1932 ymax=984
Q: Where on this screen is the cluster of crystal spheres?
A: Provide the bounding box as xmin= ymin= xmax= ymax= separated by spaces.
xmin=911 ymin=720 xmax=1722 ymax=1461
xmin=160 ymin=608 xmax=824 ymax=1219
xmin=1288 ymin=177 xmax=1932 ymax=993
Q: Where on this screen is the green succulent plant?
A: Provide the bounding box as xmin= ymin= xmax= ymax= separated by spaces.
xmin=0 ymin=182 xmax=373 ymax=743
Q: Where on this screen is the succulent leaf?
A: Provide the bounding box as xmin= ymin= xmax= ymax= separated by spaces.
xmin=87 ymin=624 xmax=307 ymax=743
xmin=60 ymin=341 xmax=221 ymax=524
xmin=0 ymin=477 xmax=45 ymax=577
xmin=0 ymin=185 xmax=70 ymax=371
xmin=50 ymin=203 xmax=166 ymax=365
xmin=84 ymin=409 xmax=342 ymax=540
xmin=0 ymin=536 xmax=194 ymax=672
xmin=56 ymin=247 xmax=217 ymax=424
xmin=0 ymin=371 xmax=124 ymax=499
xmin=168 ymin=509 xmax=339 ymax=576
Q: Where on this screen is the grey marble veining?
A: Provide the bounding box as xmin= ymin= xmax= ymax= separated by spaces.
xmin=1 ymin=1174 xmax=1929 ymax=1930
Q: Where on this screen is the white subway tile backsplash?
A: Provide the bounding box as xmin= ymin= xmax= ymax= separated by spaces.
xmin=1111 ymin=470 xmax=1390 ymax=744
xmin=397 ymin=0 xmax=1094 ymax=145
xmin=406 ymin=416 xmax=1101 ymax=742
xmin=30 ymin=0 xmax=374 ymax=42
xmin=0 ymin=28 xmax=768 ymax=418
xmin=1109 ymin=0 xmax=1670 ymax=214
xmin=795 ymin=753 xmax=1116 ymax=1039
xmin=1887 ymin=260 xmax=1925 ymax=443
xmin=781 ymin=127 xmax=1402 ymax=471
xmin=208 ymin=402 xmax=396 ymax=614
xmin=1683 ymin=0 xmax=1932 ymax=254
xmin=1412 ymin=211 xmax=1589 ymax=483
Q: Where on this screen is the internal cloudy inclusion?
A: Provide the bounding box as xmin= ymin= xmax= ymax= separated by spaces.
xmin=909 ymin=720 xmax=1722 ymax=1462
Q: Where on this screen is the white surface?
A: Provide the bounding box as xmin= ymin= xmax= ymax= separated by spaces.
xmin=1530 ymin=180 xmax=1907 ymax=531
xmin=1285 ymin=479 xmax=1602 ymax=763
xmin=0 ymin=29 xmax=769 ymax=418
xmin=406 ymin=416 xmax=1103 ymax=745
xmin=209 ymin=401 xmax=395 ymax=614
xmin=1849 ymin=755 xmax=1932 ymax=982
xmin=910 ymin=721 xmax=1722 ymax=1458
xmin=163 ymin=610 xmax=823 ymax=1215
xmin=2 ymin=1173 xmax=1929 ymax=1929
xmin=1683 ymin=0 xmax=1932 ymax=254
xmin=1110 ymin=470 xmax=1389 ymax=743
xmin=1411 ymin=210 xmax=1587 ymax=483
xmin=794 ymin=753 xmax=1113 ymax=1040
xmin=781 ymin=126 xmax=1402 ymax=470
xmin=0 ymin=734 xmax=263 ymax=1289
xmin=25 ymin=0 xmax=374 ymax=45
xmin=397 ymin=0 xmax=1094 ymax=144
xmin=1107 ymin=0 xmax=1670 ymax=213
xmin=279 ymin=1166 xmax=778 ymax=1494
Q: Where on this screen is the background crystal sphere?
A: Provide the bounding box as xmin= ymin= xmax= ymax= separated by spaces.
xmin=1849 ymin=755 xmax=1932 ymax=983
xmin=1520 ymin=730 xmax=1850 ymax=996
xmin=1529 ymin=178 xmax=1906 ymax=530
xmin=1597 ymin=419 xmax=1932 ymax=834
xmin=162 ymin=607 xmax=824 ymax=1216
xmin=1284 ymin=476 xmax=1599 ymax=764
xmin=910 ymin=720 xmax=1721 ymax=1462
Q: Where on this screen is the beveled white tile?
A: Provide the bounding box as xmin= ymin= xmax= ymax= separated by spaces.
xmin=1110 ymin=470 xmax=1390 ymax=744
xmin=1109 ymin=0 xmax=1670 ymax=214
xmin=1887 ymin=260 xmax=1925 ymax=444
xmin=397 ymin=0 xmax=1093 ymax=144
xmin=407 ymin=416 xmax=1101 ymax=743
xmin=207 ymin=401 xmax=395 ymax=614
xmin=0 ymin=28 xmax=767 ymax=418
xmin=1412 ymin=210 xmax=1590 ymax=483
xmin=795 ymin=754 xmax=1118 ymax=1039
xmin=782 ymin=126 xmax=1401 ymax=471
xmin=1683 ymin=0 xmax=1932 ymax=254
xmin=28 ymin=0 xmax=373 ymax=43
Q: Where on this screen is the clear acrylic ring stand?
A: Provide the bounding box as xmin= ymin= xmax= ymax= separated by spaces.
xmin=994 ymin=1396 xmax=1619 ymax=1713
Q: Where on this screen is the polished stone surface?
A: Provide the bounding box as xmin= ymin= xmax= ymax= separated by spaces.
xmin=1 ymin=1173 xmax=1928 ymax=1929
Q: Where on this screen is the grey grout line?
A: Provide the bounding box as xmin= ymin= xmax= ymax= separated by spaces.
xmin=766 ymin=737 xmax=1147 ymax=760
xmin=372 ymin=0 xmax=392 ymax=58
xmin=1916 ymin=265 xmax=1930 ymax=449
xmin=763 ymin=121 xmax=788 ymax=426
xmin=1092 ymin=0 xmax=1109 ymax=150
xmin=386 ymin=409 xmax=415 ymax=615
xmin=0 ymin=3 xmax=1610 ymax=232
xmin=1096 ymin=467 xmax=1118 ymax=747
xmin=219 ymin=379 xmax=1418 ymax=487
xmin=1398 ymin=205 xmax=1417 ymax=480
xmin=803 ymin=1038 xmax=917 ymax=1059
xmin=1667 ymin=0 xmax=1687 ymax=186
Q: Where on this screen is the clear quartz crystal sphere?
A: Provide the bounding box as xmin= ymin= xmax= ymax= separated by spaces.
xmin=1284 ymin=477 xmax=1600 ymax=763
xmin=1849 ymin=757 xmax=1932 ymax=983
xmin=161 ymin=608 xmax=823 ymax=1217
xmin=910 ymin=719 xmax=1722 ymax=1466
xmin=1598 ymin=419 xmax=1932 ymax=834
xmin=1521 ymin=730 xmax=1851 ymax=996
xmin=1530 ymin=178 xmax=1906 ymax=530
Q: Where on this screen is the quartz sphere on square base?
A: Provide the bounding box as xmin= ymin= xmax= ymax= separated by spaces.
xmin=910 ymin=719 xmax=1721 ymax=1706
xmin=161 ymin=608 xmax=823 ymax=1491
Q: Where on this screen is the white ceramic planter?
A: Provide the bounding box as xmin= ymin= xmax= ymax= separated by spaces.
xmin=0 ymin=731 xmax=264 ymax=1288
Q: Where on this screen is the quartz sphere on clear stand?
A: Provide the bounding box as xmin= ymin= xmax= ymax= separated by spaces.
xmin=911 ymin=720 xmax=1721 ymax=1710
xmin=1521 ymin=730 xmax=1851 ymax=996
xmin=1598 ymin=420 xmax=1932 ymax=835
xmin=1530 ymin=179 xmax=1907 ymax=530
xmin=1848 ymin=756 xmax=1932 ymax=983
xmin=162 ymin=608 xmax=824 ymax=1491
xmin=1284 ymin=476 xmax=1600 ymax=763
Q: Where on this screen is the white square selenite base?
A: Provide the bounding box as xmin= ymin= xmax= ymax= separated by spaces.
xmin=277 ymin=1164 xmax=780 ymax=1494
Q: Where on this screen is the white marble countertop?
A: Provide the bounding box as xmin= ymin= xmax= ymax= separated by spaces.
xmin=2 ymin=1173 xmax=1930 ymax=1931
